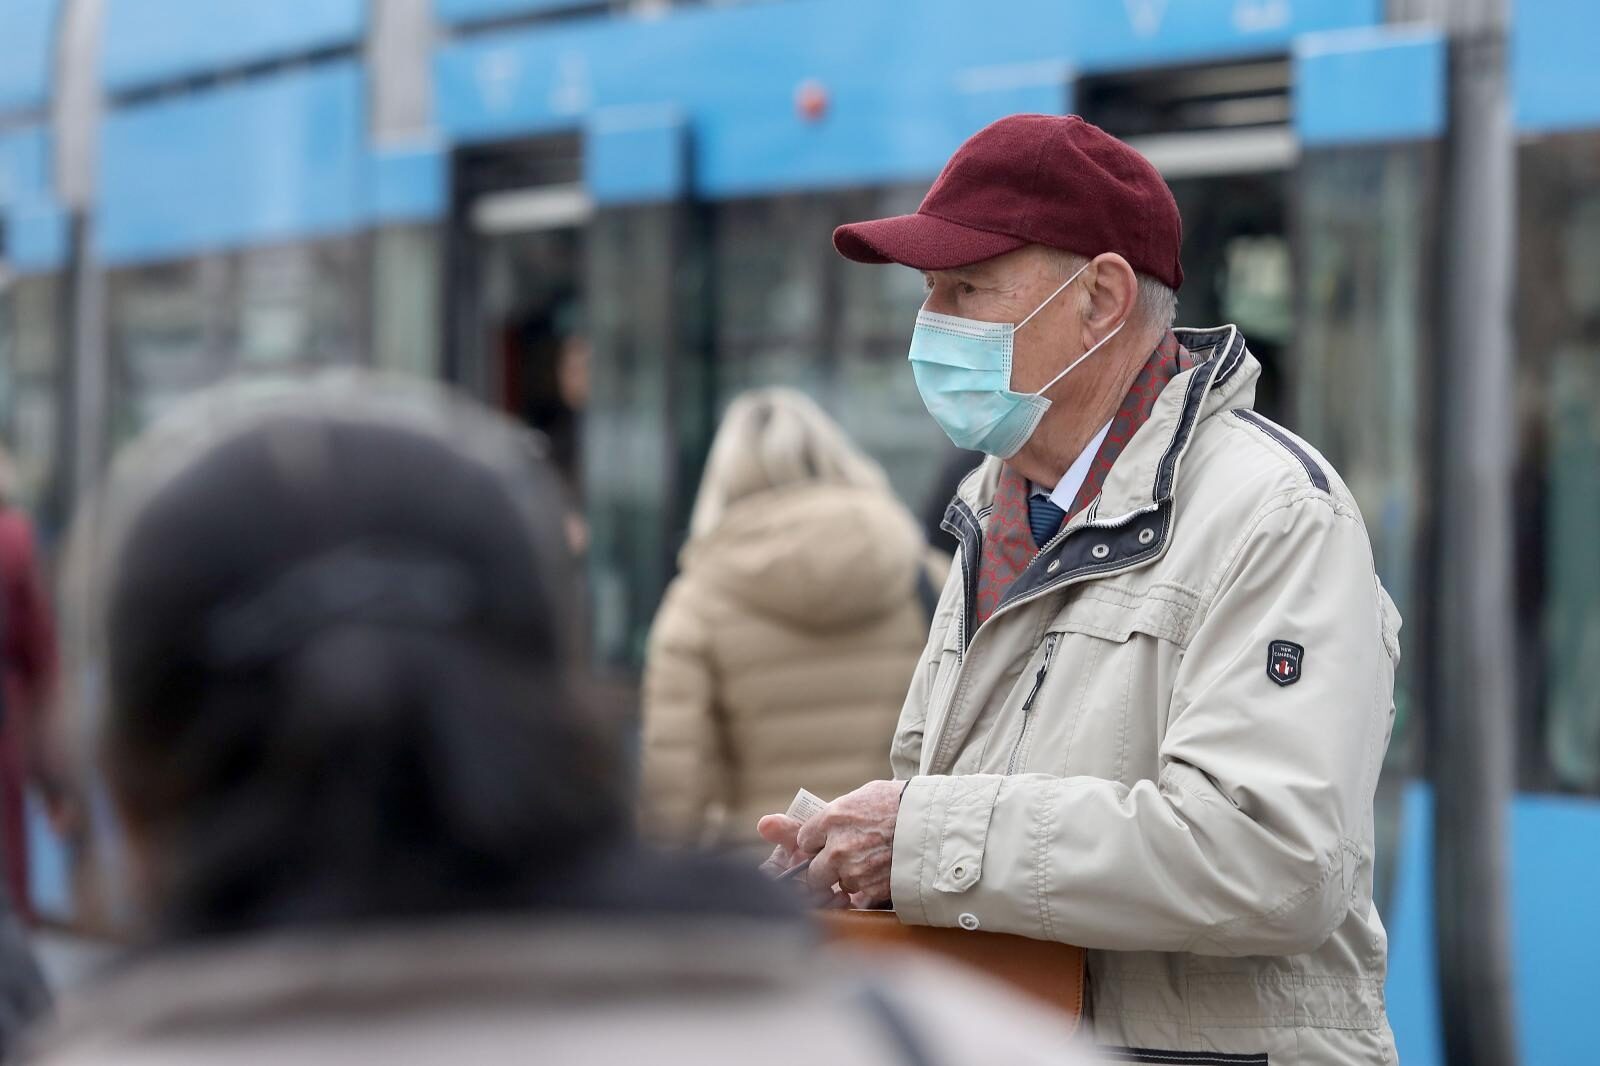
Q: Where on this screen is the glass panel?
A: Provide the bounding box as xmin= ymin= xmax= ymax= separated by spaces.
xmin=0 ymin=273 xmax=61 ymax=518
xmin=587 ymin=206 xmax=671 ymax=671
xmin=107 ymin=237 xmax=367 ymax=444
xmin=1295 ymin=142 xmax=1438 ymax=903
xmin=0 ymin=275 xmax=61 ymax=516
xmin=11 ymin=276 xmax=59 ymax=378
xmin=107 ymin=257 xmax=225 ymax=444
xmin=832 ymin=187 xmax=952 ymax=515
xmin=1169 ymin=172 xmax=1292 ymax=418
xmin=708 ymin=184 xmax=948 ymax=516
xmin=372 ymin=224 xmax=442 ymax=379
xmin=711 ymin=194 xmax=831 ymax=398
xmin=232 ymin=240 xmax=363 ymax=368
xmin=1517 ymin=131 xmax=1600 ymax=795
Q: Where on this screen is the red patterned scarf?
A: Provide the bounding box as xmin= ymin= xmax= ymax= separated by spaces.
xmin=973 ymin=332 xmax=1196 ymax=626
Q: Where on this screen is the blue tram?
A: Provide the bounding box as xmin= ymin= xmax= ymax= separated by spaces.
xmin=1 ymin=2 xmax=1597 ymax=1061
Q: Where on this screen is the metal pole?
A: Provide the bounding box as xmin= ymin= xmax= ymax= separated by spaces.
xmin=369 ymin=0 xmax=436 ymax=143
xmin=1430 ymin=0 xmax=1520 ymax=1061
xmin=50 ymin=0 xmax=105 ymax=507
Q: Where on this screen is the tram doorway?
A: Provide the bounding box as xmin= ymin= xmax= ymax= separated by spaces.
xmin=447 ymin=135 xmax=591 ymax=524
xmin=1168 ymin=170 xmax=1291 ymax=418
xmin=1078 ymin=57 xmax=1295 ymax=419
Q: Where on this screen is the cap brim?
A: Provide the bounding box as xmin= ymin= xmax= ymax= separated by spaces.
xmin=832 ymin=212 xmax=1028 ymax=270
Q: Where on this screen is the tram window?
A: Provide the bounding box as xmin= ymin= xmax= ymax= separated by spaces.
xmin=373 ymin=224 xmax=442 ymax=380
xmin=1295 ymin=144 xmax=1437 ymax=776
xmin=712 ymin=194 xmax=831 ymax=397
xmin=0 ymin=275 xmax=61 ymax=517
xmin=107 ymin=237 xmax=368 ymax=443
xmin=1517 ymin=131 xmax=1600 ymax=796
xmin=709 ymin=184 xmax=953 ymax=513
xmin=108 ymin=257 xmax=228 ymax=443
xmin=232 ymin=240 xmax=364 ymax=368
xmin=833 ymin=185 xmax=952 ymax=512
xmin=1168 ymin=172 xmax=1290 ymax=419
xmin=1295 ymin=143 xmax=1439 ymax=911
xmin=9 ymin=273 xmax=58 ymax=378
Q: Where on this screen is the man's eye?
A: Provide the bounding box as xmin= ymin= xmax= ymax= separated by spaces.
xmin=959 ymin=283 xmax=978 ymax=296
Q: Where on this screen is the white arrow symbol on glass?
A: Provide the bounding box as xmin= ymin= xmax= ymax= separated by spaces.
xmin=1123 ymin=0 xmax=1169 ymax=38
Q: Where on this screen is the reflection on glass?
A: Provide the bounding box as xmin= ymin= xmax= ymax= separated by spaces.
xmin=234 ymin=242 xmax=361 ymax=367
xmin=108 ymin=238 xmax=366 ymax=442
xmin=1519 ymin=132 xmax=1600 ymax=795
xmin=373 ymin=225 xmax=442 ymax=379
xmin=1296 ymin=143 xmax=1437 ymax=907
xmin=587 ymin=207 xmax=669 ymax=670
xmin=0 ymin=276 xmax=62 ymax=520
xmin=710 ymin=185 xmax=947 ymax=513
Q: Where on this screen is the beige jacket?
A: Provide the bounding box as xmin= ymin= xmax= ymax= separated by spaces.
xmin=891 ymin=327 xmax=1401 ymax=1066
xmin=30 ymin=919 xmax=1092 ymax=1065
xmin=642 ymin=482 xmax=931 ymax=850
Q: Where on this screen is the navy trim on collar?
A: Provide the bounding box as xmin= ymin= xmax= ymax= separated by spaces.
xmin=939 ymin=326 xmax=1251 ymax=645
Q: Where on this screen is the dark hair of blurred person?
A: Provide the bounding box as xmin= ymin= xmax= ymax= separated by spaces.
xmin=32 ymin=373 xmax=1086 ymax=1066
xmin=71 ymin=377 xmax=628 ymax=939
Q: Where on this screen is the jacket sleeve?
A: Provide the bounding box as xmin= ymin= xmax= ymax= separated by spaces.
xmin=638 ymin=580 xmax=730 ymax=845
xmin=890 ymin=491 xmax=1397 ymax=956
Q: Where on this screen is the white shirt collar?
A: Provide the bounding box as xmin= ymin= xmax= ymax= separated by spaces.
xmin=1030 ymin=421 xmax=1113 ymax=514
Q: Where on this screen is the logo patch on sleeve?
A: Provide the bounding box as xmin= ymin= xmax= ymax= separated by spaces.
xmin=1267 ymin=640 xmax=1304 ymax=686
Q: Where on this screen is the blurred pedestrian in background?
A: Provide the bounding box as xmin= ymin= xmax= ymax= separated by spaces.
xmin=31 ymin=374 xmax=1085 ymax=1065
xmin=0 ymin=448 xmax=59 ymax=925
xmin=640 ymin=388 xmax=939 ymax=855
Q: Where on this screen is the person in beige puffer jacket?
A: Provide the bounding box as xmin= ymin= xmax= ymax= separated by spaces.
xmin=641 ymin=388 xmax=940 ymax=854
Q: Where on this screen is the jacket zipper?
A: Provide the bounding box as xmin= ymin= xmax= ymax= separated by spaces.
xmin=1006 ymin=632 xmax=1061 ymax=774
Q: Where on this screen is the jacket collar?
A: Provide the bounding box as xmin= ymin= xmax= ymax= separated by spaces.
xmin=941 ymin=325 xmax=1257 ymax=636
xmin=1087 ymin=323 xmax=1256 ymax=525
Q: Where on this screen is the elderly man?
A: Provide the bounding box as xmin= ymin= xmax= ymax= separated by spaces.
xmin=759 ymin=115 xmax=1401 ymax=1065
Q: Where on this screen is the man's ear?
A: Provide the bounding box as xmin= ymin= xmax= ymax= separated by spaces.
xmin=1081 ymin=253 xmax=1139 ymax=346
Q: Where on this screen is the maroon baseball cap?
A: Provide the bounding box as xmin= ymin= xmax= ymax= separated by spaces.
xmin=833 ymin=114 xmax=1184 ymax=290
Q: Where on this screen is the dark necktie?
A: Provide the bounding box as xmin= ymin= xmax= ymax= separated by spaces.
xmin=1028 ymin=494 xmax=1067 ymax=549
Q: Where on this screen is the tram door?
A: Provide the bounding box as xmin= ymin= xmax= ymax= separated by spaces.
xmin=448 ymin=134 xmax=590 ymax=525
xmin=446 ymin=133 xmax=607 ymax=681
xmin=1077 ymin=59 xmax=1295 ymax=420
xmin=1166 ymin=172 xmax=1291 ymax=418
xmin=447 ymin=134 xmax=623 ymax=673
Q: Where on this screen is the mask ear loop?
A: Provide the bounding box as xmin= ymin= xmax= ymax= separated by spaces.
xmin=1018 ymin=258 xmax=1130 ymax=398
xmin=1032 ymin=316 xmax=1128 ymax=398
xmin=1016 ymin=259 xmax=1092 ymax=330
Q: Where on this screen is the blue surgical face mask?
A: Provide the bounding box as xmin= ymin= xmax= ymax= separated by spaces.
xmin=908 ymin=260 xmax=1127 ymax=459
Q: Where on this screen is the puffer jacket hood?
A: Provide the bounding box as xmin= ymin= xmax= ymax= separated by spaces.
xmin=680 ymin=483 xmax=924 ymax=631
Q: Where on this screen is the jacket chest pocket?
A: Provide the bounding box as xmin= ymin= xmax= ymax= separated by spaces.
xmin=1006 ymin=583 xmax=1198 ymax=781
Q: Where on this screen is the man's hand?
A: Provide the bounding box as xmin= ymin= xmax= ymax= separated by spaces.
xmin=756 ymin=813 xmax=805 ymax=877
xmin=788 ymin=780 xmax=902 ymax=905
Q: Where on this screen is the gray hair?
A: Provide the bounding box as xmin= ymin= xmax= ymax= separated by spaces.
xmin=1047 ymin=249 xmax=1178 ymax=333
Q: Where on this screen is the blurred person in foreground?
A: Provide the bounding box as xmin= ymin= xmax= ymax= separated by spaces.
xmin=31 ymin=373 xmax=1087 ymax=1065
xmin=641 ymin=389 xmax=936 ymax=855
xmin=758 ymin=114 xmax=1402 ymax=1065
